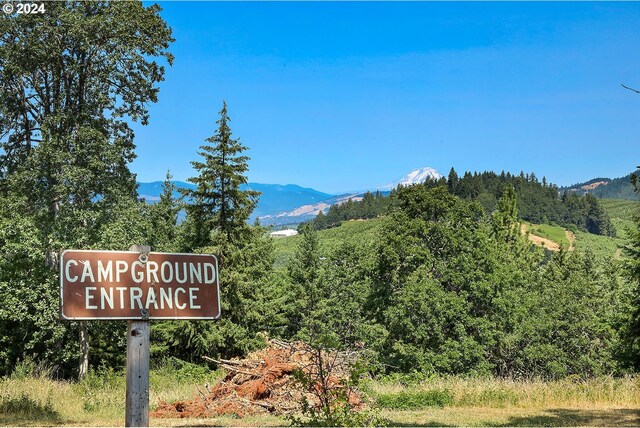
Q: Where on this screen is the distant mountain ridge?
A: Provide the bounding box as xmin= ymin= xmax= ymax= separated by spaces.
xmin=136 ymin=181 xmax=335 ymax=221
xmin=560 ymin=170 xmax=638 ymax=200
xmin=138 ymin=168 xmax=637 ymax=228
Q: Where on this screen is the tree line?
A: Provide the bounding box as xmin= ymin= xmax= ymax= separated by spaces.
xmin=309 ymin=168 xmax=615 ymax=237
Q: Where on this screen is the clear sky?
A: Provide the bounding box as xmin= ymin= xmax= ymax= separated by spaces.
xmin=131 ymin=2 xmax=640 ymax=194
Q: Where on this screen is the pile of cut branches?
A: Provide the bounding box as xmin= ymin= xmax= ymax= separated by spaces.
xmin=151 ymin=339 xmax=362 ymax=418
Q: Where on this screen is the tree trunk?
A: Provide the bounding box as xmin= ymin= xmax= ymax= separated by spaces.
xmin=78 ymin=321 xmax=89 ymax=380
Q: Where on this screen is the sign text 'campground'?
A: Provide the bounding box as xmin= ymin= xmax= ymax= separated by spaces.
xmin=60 ymin=250 xmax=220 ymax=320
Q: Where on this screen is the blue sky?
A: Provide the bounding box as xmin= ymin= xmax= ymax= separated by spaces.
xmin=132 ymin=2 xmax=640 ymax=194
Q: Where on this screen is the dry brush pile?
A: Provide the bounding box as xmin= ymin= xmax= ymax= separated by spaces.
xmin=151 ymin=339 xmax=363 ymax=418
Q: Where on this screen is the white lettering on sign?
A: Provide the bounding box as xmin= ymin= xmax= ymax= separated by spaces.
xmin=116 ymin=287 xmax=127 ymax=309
xmin=97 ymin=260 xmax=112 ymax=282
xmin=190 ymin=263 xmax=202 ymax=283
xmin=86 ymin=286 xmax=98 ymax=309
xmin=161 ymin=261 xmax=173 ymax=283
xmin=175 ymin=288 xmax=187 ymax=310
xmin=189 ymin=287 xmax=201 ymax=309
xmin=81 ymin=261 xmax=95 ymax=283
xmin=131 ymin=261 xmax=144 ymax=284
xmin=65 ymin=259 xmax=78 ymax=282
xmin=176 ymin=262 xmax=187 ymax=284
xmin=204 ymin=263 xmax=216 ymax=284
xmin=64 ymin=259 xmax=219 ymax=286
xmin=130 ymin=287 xmax=143 ymax=309
xmin=116 ymin=260 xmax=128 ymax=282
xmin=147 ymin=261 xmax=159 ymax=284
xmin=101 ymin=287 xmax=114 ymax=310
xmin=145 ymin=288 xmax=158 ymax=310
xmin=78 ymin=286 xmax=200 ymax=311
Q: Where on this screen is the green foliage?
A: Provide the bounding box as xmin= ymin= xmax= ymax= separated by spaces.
xmin=181 ymin=101 xmax=259 ymax=248
xmin=447 ymin=169 xmax=616 ymax=236
xmin=273 ymin=183 xmax=634 ymax=379
xmin=0 ymin=1 xmax=173 ymax=377
xmin=147 ymin=171 xmax=180 ymax=252
xmin=375 ymin=389 xmax=454 ymax=409
xmin=493 ymin=184 xmax=519 ymax=243
xmin=310 ymin=191 xmax=388 ymax=230
xmin=273 ymin=218 xmax=383 ymax=268
xmin=153 ymin=103 xmax=286 ymax=364
xmin=620 ymin=170 xmax=640 ymax=370
xmin=287 ymin=355 xmax=375 ymax=427
xmin=562 ymin=171 xmax=639 ymax=200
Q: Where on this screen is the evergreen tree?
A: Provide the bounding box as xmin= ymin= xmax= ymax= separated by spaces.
xmin=493 ymin=185 xmax=519 ymax=243
xmin=622 ymin=167 xmax=640 ymax=369
xmin=447 ymin=167 xmax=459 ymax=194
xmin=184 ymin=101 xmax=259 ymax=249
xmin=165 ymin=102 xmax=280 ymax=361
xmin=286 ymin=223 xmax=322 ymax=338
xmin=148 ymin=171 xmax=180 ymax=252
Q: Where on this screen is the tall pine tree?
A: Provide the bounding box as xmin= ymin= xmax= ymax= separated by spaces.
xmin=183 ymin=101 xmax=259 ymax=249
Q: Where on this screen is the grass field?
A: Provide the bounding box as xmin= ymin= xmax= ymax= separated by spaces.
xmin=271 ymin=218 xmax=383 ymax=268
xmin=2 ymin=369 xmax=639 ymax=427
xmin=522 ymin=222 xmax=570 ymax=248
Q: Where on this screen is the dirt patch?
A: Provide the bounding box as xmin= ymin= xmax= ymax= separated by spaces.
xmin=580 ymin=180 xmax=609 ymax=191
xmin=565 ymin=230 xmax=576 ymax=251
xmin=150 ymin=339 xmax=362 ymax=419
xmin=520 ymin=224 xmax=560 ymax=251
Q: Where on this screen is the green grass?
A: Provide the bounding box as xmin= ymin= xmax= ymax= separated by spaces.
xmin=271 ymin=218 xmax=384 ymax=268
xmin=369 ymin=376 xmax=640 ymax=409
xmin=0 ymin=360 xmax=226 ymax=426
xmin=375 ymin=390 xmax=454 ymax=409
xmin=523 ymin=222 xmax=570 ymax=248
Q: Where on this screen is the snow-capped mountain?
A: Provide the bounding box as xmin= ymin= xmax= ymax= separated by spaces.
xmin=258 ymin=167 xmax=443 ymax=226
xmin=378 ymin=167 xmax=443 ymax=191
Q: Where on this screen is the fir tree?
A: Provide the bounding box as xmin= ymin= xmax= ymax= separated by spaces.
xmin=447 ymin=167 xmax=459 ymax=194
xmin=623 ymin=167 xmax=640 ymax=369
xmin=184 ymin=101 xmax=259 ymax=249
xmin=493 ymin=184 xmax=519 ymax=243
xmin=148 ymin=171 xmax=180 ymax=252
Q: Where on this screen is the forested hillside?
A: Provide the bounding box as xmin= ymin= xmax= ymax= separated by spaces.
xmin=561 ymin=171 xmax=639 ymax=200
xmin=311 ymin=169 xmax=617 ymax=237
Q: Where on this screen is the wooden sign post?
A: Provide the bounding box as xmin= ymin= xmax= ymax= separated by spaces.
xmin=126 ymin=318 xmax=150 ymax=426
xmin=60 ymin=246 xmax=220 ymax=427
xmin=126 ymin=245 xmax=151 ymax=427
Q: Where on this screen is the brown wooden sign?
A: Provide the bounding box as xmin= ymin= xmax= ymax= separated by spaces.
xmin=60 ymin=250 xmax=220 ymax=320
